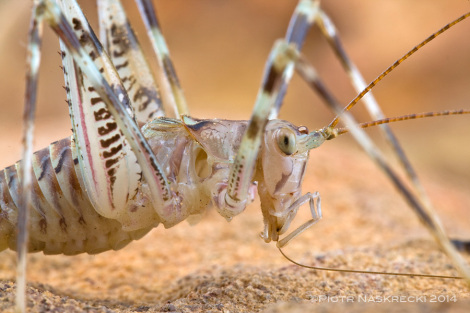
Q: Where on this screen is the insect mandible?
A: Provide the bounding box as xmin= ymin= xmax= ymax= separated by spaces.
xmin=0 ymin=0 xmax=470 ymax=310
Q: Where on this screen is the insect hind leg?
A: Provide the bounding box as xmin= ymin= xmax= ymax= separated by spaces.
xmin=38 ymin=0 xmax=190 ymax=228
xmin=97 ymin=0 xmax=166 ymax=124
xmin=134 ymin=0 xmax=189 ymax=117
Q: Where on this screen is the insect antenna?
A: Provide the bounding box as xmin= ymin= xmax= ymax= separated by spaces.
xmin=278 ymin=247 xmax=463 ymax=279
xmin=296 ymin=10 xmax=470 ymax=284
xmin=331 ymin=109 xmax=470 ymax=138
xmin=297 ymin=10 xmax=470 ymax=195
xmin=327 ymin=11 xmax=470 ymax=129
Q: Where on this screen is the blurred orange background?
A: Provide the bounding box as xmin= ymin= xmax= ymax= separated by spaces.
xmin=0 ymin=1 xmax=469 ymax=181
xmin=0 ymin=2 xmax=470 ymax=299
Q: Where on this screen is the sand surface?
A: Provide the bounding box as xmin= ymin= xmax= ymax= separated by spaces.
xmin=1 ymin=1 xmax=470 ymax=312
xmin=0 ymin=143 xmax=469 ymax=312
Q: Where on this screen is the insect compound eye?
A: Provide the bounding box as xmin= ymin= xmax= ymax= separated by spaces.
xmin=276 ymin=127 xmax=297 ymax=155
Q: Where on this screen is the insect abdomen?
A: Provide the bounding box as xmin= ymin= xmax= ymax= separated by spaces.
xmin=0 ymin=136 xmax=151 ymax=255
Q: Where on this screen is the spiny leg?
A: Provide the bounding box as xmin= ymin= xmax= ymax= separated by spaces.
xmin=97 ymin=0 xmax=165 ymax=124
xmin=134 ymin=0 xmax=189 ymax=117
xmin=222 ymin=0 xmax=335 ymax=208
xmin=16 ymin=2 xmax=44 ymax=311
xmin=37 ymin=0 xmax=183 ymax=227
xmin=222 ymin=0 xmax=339 ymax=236
xmin=56 ymin=0 xmax=143 ymax=224
xmin=224 ymin=41 xmax=297 ymax=216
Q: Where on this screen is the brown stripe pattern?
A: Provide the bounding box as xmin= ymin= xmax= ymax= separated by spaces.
xmin=0 ymin=136 xmax=152 ymax=255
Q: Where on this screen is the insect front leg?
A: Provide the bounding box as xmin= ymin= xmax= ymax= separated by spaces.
xmin=217 ymin=0 xmax=332 ymax=244
xmin=218 ymin=0 xmax=330 ymax=246
xmin=222 ymin=41 xmax=296 ymax=219
xmin=213 ymin=36 xmax=326 ymax=247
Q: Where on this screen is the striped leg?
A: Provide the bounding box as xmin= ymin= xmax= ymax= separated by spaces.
xmin=97 ymin=0 xmax=165 ymax=124
xmin=323 ymin=75 xmax=470 ymax=284
xmin=312 ymin=12 xmax=470 ymax=259
xmin=222 ymin=0 xmax=323 ymax=216
xmin=221 ymin=0 xmax=324 ymax=219
xmin=223 ymin=41 xmax=298 ymax=218
xmin=56 ymin=0 xmax=143 ymax=229
xmin=51 ymin=0 xmax=189 ymax=227
xmin=221 ymin=0 xmax=336 ymax=219
xmin=135 ymin=0 xmax=189 ymax=117
xmin=32 ymin=0 xmax=190 ymax=226
xmin=15 ymin=3 xmax=44 ymax=311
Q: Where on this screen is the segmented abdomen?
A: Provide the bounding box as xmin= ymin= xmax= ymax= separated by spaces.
xmin=0 ymin=136 xmax=151 ymax=255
